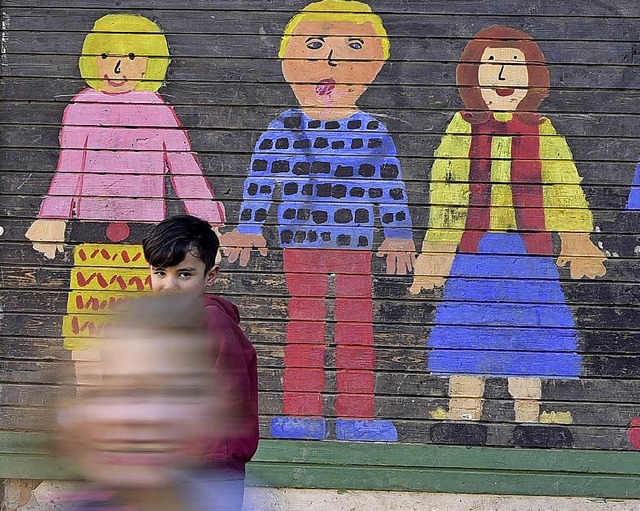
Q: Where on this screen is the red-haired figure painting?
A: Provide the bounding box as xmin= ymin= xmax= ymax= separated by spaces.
xmin=410 ymin=26 xmax=607 ymax=445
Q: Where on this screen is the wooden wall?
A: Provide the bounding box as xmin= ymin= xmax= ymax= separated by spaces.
xmin=2 ymin=0 xmax=640 ymax=496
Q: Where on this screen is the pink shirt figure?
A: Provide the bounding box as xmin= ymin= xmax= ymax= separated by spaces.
xmin=39 ymin=88 xmax=225 ymax=225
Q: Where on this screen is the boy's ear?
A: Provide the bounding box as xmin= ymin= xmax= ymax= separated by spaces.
xmin=206 ymin=266 xmax=219 ymax=287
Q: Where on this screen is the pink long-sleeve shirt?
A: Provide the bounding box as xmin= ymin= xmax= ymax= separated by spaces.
xmin=39 ymin=88 xmax=225 ymax=225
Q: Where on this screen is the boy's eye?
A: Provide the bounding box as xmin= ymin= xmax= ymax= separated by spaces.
xmin=179 ymin=272 xmax=193 ymax=278
xmin=348 ymin=41 xmax=363 ymax=50
xmin=306 ymin=40 xmax=324 ymax=50
xmin=101 ymin=53 xmax=108 ymax=59
xmin=128 ymin=53 xmax=136 ymax=60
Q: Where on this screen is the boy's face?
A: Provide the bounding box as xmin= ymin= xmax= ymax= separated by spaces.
xmin=58 ymin=332 xmax=218 ymax=489
xmin=281 ymin=20 xmax=385 ymax=111
xmin=150 ymin=252 xmax=218 ymax=294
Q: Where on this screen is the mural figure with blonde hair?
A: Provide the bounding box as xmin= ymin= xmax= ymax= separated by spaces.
xmin=410 ymin=26 xmax=607 ymax=446
xmin=25 ymin=14 xmax=225 ymax=377
xmin=222 ymin=0 xmax=415 ymax=442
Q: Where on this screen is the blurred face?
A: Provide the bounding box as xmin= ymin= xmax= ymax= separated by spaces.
xmin=59 ymin=333 xmax=217 ymax=488
xmin=150 ymin=252 xmax=218 ymax=294
xmin=478 ymin=47 xmax=529 ymax=111
xmin=281 ymin=20 xmax=385 ymax=116
xmin=96 ymin=53 xmax=148 ymax=93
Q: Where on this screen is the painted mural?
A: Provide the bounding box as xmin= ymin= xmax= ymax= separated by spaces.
xmin=221 ymin=0 xmax=415 ymax=441
xmin=24 ymin=14 xmax=225 ymax=376
xmin=410 ymin=26 xmax=607 ymax=445
xmin=5 ymin=0 xmax=640 ymax=467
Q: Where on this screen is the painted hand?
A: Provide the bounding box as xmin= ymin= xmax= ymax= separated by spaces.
xmin=376 ymin=238 xmax=416 ymax=275
xmin=25 ymin=219 xmax=66 ymax=259
xmin=557 ymin=232 xmax=607 ymax=279
xmin=219 ymin=229 xmax=268 ymax=267
xmin=409 ymin=241 xmax=457 ymax=294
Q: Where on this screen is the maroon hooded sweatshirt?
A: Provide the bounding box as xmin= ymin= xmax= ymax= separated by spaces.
xmin=202 ymin=295 xmax=259 ymax=476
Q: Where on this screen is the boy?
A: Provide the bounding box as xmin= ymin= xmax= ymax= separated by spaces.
xmin=56 ymin=293 xmax=248 ymax=511
xmin=142 ymin=215 xmax=259 ymax=509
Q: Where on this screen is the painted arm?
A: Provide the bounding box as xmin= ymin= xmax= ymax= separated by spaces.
xmin=539 ymin=118 xmax=606 ymax=279
xmin=374 ymin=143 xmax=416 ymax=275
xmin=162 ymin=104 xmax=225 ymax=226
xmin=26 ymin=103 xmax=89 ymax=258
xmin=220 ymin=130 xmax=278 ymax=266
xmin=410 ymin=112 xmax=472 ymax=293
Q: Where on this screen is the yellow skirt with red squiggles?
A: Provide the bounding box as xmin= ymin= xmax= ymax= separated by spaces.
xmin=63 ymin=243 xmax=152 ymax=351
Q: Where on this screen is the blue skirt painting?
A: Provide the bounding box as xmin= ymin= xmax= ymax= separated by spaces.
xmin=427 ymin=233 xmax=581 ymax=378
xmin=626 ymin=160 xmax=640 ymax=210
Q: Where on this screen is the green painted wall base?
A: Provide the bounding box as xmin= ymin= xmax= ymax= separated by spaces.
xmin=1 ymin=433 xmax=638 ymax=499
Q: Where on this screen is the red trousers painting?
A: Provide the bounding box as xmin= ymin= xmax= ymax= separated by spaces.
xmin=282 ymin=248 xmax=374 ymax=419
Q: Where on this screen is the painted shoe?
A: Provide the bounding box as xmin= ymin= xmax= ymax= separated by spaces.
xmin=270 ymin=417 xmax=327 ymax=440
xmin=335 ymin=419 xmax=398 ymax=442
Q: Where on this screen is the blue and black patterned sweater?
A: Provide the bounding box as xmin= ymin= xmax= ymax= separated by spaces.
xmin=236 ymin=109 xmax=413 ymax=250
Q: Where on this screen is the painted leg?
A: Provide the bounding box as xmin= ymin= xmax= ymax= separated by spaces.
xmin=272 ymin=251 xmax=329 ymax=440
xmin=432 ymin=375 xmax=485 ymax=421
xmin=334 ymin=261 xmax=397 ymax=442
xmin=508 ymin=377 xmax=541 ymax=423
xmin=509 ymin=377 xmax=573 ymax=448
xmin=72 ymin=349 xmax=100 ymax=397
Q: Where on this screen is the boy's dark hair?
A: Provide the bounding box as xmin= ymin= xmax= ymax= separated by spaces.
xmin=143 ymin=215 xmax=219 ymax=273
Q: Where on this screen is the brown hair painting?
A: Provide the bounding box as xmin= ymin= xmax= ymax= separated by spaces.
xmin=457 ymin=25 xmax=550 ymax=124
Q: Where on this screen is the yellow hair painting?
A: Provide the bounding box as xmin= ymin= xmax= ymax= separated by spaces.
xmin=79 ymin=14 xmax=170 ymax=92
xmin=279 ymin=0 xmax=390 ymax=60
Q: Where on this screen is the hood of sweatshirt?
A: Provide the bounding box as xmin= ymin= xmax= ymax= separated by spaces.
xmin=203 ymin=294 xmax=241 ymax=325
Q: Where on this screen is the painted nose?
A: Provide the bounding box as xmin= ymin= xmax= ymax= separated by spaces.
xmin=327 ymin=49 xmax=338 ymax=67
xmin=114 ymin=59 xmax=122 ymax=74
xmin=498 ymin=64 xmax=506 ymax=81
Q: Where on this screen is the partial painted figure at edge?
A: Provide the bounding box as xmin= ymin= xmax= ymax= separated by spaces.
xmin=222 ymin=0 xmax=415 ymax=442
xmin=410 ymin=26 xmax=607 ymax=435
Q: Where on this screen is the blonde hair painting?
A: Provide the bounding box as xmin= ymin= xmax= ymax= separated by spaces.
xmin=79 ymin=14 xmax=170 ymax=92
xmin=279 ymin=0 xmax=390 ymax=60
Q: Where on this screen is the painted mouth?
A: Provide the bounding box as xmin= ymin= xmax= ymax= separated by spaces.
xmin=496 ymin=88 xmax=515 ymax=97
xmin=316 ymin=78 xmax=336 ymax=96
xmin=105 ymin=74 xmax=127 ymax=87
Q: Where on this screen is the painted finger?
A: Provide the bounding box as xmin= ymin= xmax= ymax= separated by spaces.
xmin=408 ymin=282 xmax=424 ymax=294
xmin=226 ymin=248 xmax=241 ymax=264
xmin=43 ymin=244 xmax=57 ymax=260
xmin=239 ymin=247 xmax=252 ymax=267
xmin=258 ymin=247 xmax=268 ymax=256
xmin=395 ymin=256 xmax=409 ymax=275
xmin=407 ymin=253 xmax=416 ymax=273
xmin=385 ymin=254 xmax=397 ymax=275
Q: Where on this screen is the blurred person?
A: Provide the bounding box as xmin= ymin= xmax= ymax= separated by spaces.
xmin=142 ymin=215 xmax=259 ymax=509
xmin=56 ymin=293 xmax=247 ymax=510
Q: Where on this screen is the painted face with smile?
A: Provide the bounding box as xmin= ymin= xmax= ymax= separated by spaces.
xmin=478 ymin=47 xmax=529 ymax=111
xmin=96 ymin=53 xmax=149 ymax=93
xmin=281 ymin=20 xmax=385 ymax=119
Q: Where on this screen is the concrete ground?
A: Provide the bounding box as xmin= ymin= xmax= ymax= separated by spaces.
xmin=3 ymin=480 xmax=638 ymax=511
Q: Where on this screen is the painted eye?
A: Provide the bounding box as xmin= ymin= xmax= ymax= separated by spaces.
xmin=348 ymin=41 xmax=363 ymax=50
xmin=488 ymin=55 xmax=495 ymax=60
xmin=128 ymin=52 xmax=136 ymax=60
xmin=101 ymin=53 xmax=108 ymax=59
xmin=513 ymin=55 xmax=518 ymax=59
xmin=306 ymin=40 xmax=323 ymax=50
